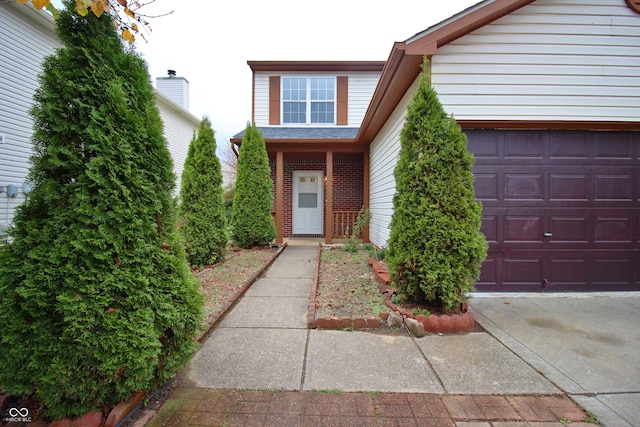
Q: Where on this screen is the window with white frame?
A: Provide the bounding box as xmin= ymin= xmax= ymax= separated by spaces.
xmin=282 ymin=76 xmax=335 ymax=124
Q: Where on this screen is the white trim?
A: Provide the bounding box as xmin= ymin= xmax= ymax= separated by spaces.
xmin=281 ymin=76 xmax=337 ymax=125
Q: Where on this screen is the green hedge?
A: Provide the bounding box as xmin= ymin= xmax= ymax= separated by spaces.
xmin=231 ymin=123 xmax=276 ymax=247
xmin=179 ymin=117 xmax=229 ymax=266
xmin=387 ymin=60 xmax=487 ymax=312
xmin=0 ymin=1 xmax=203 ymax=418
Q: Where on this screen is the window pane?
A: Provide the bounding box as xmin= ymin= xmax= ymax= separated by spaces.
xmin=282 ymin=77 xmax=335 ymax=124
xmin=311 ymin=77 xmax=334 ymax=101
xmin=283 ymin=77 xmax=306 ymax=101
xmin=298 ymin=193 xmax=317 ymax=208
xmin=311 ymin=101 xmax=334 ymax=123
xmin=284 ymin=102 xmax=306 ymax=123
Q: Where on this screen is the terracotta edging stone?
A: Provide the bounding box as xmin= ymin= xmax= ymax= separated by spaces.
xmin=368 ymin=257 xmax=475 ymax=334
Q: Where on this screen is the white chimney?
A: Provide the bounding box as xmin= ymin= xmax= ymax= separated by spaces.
xmin=156 ymin=69 xmax=190 ymax=110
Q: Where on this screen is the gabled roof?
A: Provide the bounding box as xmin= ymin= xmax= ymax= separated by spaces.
xmin=356 ymin=0 xmax=536 ymax=144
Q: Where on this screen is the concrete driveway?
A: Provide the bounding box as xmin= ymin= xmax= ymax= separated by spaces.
xmin=470 ymin=293 xmax=640 ymax=427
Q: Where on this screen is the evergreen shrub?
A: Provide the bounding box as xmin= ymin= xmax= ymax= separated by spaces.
xmin=386 ymin=60 xmax=487 ymax=312
xmin=0 ymin=1 xmax=203 ymax=418
xmin=230 ymin=123 xmax=276 ymax=247
xmin=179 ymin=117 xmax=229 ymax=266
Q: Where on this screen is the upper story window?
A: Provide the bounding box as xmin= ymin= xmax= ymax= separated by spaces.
xmin=282 ymin=77 xmax=336 ymax=124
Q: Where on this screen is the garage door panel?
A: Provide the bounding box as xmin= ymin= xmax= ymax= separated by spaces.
xmin=595 ymin=215 xmax=633 ymax=242
xmin=475 ymin=174 xmax=499 ymax=200
xmin=504 ymin=131 xmax=545 ymax=158
xmin=550 ymin=174 xmax=589 ymax=200
xmin=469 ymin=132 xmax=499 ymax=158
xmin=548 ymin=259 xmax=588 ymax=289
xmin=594 ymin=132 xmax=634 ymax=159
xmin=593 ymin=257 xmax=635 ymax=286
xmin=505 ymin=174 xmax=544 ymax=200
xmin=594 ymin=174 xmax=633 ymax=201
xmin=550 ymin=216 xmax=588 ymax=242
xmin=549 ymin=131 xmax=591 ymax=158
xmin=504 ymin=216 xmax=544 ymax=242
xmin=504 ymin=257 xmax=543 ymax=284
xmin=467 ymin=129 xmax=640 ymax=292
xmin=477 ymin=256 xmax=498 ymax=286
xmin=480 ymin=215 xmax=498 ymax=242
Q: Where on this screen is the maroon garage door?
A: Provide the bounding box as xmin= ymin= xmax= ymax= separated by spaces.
xmin=466 ymin=129 xmax=640 ymax=292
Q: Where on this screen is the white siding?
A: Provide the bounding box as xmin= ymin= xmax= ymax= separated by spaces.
xmin=431 ymin=0 xmax=640 ymax=122
xmin=156 ymin=94 xmax=200 ymax=196
xmin=0 ymin=3 xmax=198 ymax=234
xmin=253 ymin=71 xmax=381 ymax=127
xmin=347 ymin=72 xmax=384 ymax=126
xmin=0 ymin=3 xmax=59 ymax=232
xmin=253 ymin=72 xmax=270 ymax=126
xmin=368 ymin=78 xmax=419 ymax=248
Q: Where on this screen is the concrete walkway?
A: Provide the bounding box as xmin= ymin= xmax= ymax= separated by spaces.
xmin=145 ymin=244 xmax=638 ymax=426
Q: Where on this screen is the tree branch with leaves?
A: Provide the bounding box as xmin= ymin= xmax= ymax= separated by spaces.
xmin=17 ymin=0 xmax=171 ymax=43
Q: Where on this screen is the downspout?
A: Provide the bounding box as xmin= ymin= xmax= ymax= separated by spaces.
xmin=231 ymin=142 xmax=239 ymax=158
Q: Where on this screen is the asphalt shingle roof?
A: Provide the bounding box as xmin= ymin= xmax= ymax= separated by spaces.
xmin=232 ymin=127 xmax=358 ymax=140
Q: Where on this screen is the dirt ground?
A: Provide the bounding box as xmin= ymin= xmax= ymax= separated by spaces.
xmin=315 ymin=247 xmax=388 ymax=319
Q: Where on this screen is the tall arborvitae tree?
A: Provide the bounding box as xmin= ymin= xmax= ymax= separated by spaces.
xmin=179 ymin=117 xmax=229 ymax=266
xmin=386 ymin=59 xmax=487 ymax=312
xmin=231 ymin=123 xmax=276 ymax=247
xmin=0 ymin=1 xmax=203 ymax=418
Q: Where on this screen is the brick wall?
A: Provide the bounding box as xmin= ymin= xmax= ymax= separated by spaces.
xmin=270 ymin=157 xmax=364 ymax=237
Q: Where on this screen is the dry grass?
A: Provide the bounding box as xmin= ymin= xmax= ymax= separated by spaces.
xmin=315 ymin=247 xmax=388 ymax=319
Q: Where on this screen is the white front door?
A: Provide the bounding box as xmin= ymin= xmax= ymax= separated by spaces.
xmin=293 ymin=171 xmax=323 ymax=235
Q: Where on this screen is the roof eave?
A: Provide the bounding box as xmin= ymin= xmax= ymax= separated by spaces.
xmin=356 ymin=43 xmax=423 ymax=144
xmin=405 ymin=0 xmax=536 ymax=55
xmin=357 ymin=0 xmax=537 ymax=144
xmin=248 ymin=61 xmax=386 ymax=73
xmin=230 ymin=138 xmax=356 ymax=144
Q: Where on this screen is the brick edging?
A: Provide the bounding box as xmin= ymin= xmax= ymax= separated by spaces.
xmin=368 ymin=257 xmax=476 ymax=334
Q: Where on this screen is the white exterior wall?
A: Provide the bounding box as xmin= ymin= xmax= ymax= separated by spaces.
xmin=368 ymin=78 xmax=419 ymax=248
xmin=253 ymin=71 xmax=381 ymax=127
xmin=0 ymin=3 xmax=59 ymax=233
xmin=347 ymin=72 xmax=383 ymax=126
xmin=0 ymin=3 xmax=198 ymax=234
xmin=431 ymin=0 xmax=640 ymax=122
xmin=253 ymin=73 xmax=270 ymax=126
xmin=156 ymin=93 xmax=200 ymax=196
